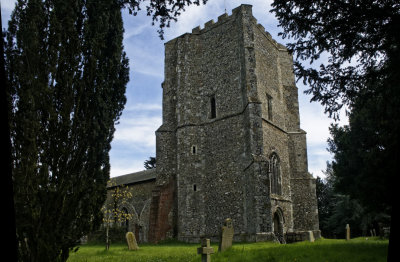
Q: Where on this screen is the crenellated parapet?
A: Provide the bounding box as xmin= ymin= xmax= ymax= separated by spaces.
xmin=188 ymin=4 xmax=287 ymax=52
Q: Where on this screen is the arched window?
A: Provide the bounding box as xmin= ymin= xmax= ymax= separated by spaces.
xmin=270 ymin=154 xmax=282 ymax=195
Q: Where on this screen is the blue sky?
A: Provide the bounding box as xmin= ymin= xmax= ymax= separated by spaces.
xmin=1 ymin=0 xmax=348 ymax=179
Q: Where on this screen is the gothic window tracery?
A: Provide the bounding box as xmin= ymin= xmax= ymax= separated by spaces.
xmin=270 ymin=153 xmax=282 ymax=195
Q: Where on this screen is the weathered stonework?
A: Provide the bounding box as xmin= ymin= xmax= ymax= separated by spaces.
xmin=106 ymin=169 xmax=156 ymax=243
xmin=106 ymin=4 xmax=320 ymax=243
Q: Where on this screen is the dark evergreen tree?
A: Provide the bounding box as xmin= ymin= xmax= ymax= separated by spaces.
xmin=144 ymin=156 xmax=156 ymax=169
xmin=317 ymin=163 xmax=391 ymax=238
xmin=5 ymin=1 xmax=209 ymax=261
xmin=327 ymin=91 xmax=393 ymax=225
xmin=271 ymin=0 xmax=398 ymax=255
xmin=0 ymin=7 xmax=18 ymax=261
xmin=316 ymin=172 xmax=334 ymax=238
xmin=271 ymin=0 xmax=400 ymax=118
xmin=5 ymin=0 xmax=129 ymax=261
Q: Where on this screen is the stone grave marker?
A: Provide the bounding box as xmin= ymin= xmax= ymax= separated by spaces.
xmin=383 ymin=227 xmax=390 ymax=238
xmin=307 ymin=231 xmax=315 ymax=242
xmin=370 ymin=229 xmax=376 ymax=237
xmin=345 ymin=224 xmax=350 ymax=241
xmin=197 ymin=238 xmax=214 ymax=262
xmin=218 ymin=218 xmax=234 ymax=252
xmin=126 ymin=232 xmax=139 ymax=250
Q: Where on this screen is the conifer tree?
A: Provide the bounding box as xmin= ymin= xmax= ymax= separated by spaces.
xmin=5 ymin=0 xmax=129 ymax=261
xmin=5 ymin=1 xmax=208 ymax=261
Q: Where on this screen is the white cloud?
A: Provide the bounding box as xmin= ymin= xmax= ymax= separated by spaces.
xmin=125 ymin=103 xmax=162 ymax=111
xmin=110 ymin=159 xmax=147 ymax=177
xmin=1 ymin=0 xmax=16 ymax=29
xmin=124 ymin=23 xmax=150 ymax=40
xmin=307 ymin=147 xmax=332 ymax=178
xmin=113 ymin=115 xmax=161 ymax=148
xmin=299 ymin=99 xmax=348 ymax=178
xmin=1 ymin=0 xmax=16 ymax=12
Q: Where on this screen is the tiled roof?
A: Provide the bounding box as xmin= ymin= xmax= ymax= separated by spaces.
xmin=108 ymin=168 xmax=156 ymax=188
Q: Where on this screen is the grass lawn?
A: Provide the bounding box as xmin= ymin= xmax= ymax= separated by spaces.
xmin=67 ymin=237 xmax=388 ymax=262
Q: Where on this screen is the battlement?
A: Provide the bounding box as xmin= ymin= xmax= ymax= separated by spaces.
xmin=189 ymin=4 xmax=286 ymax=51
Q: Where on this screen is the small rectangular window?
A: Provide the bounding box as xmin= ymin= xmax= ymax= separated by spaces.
xmin=192 ymin=145 xmax=197 ymax=154
xmin=193 ymin=184 xmax=197 ymax=191
xmin=210 ymin=96 xmax=216 ymax=119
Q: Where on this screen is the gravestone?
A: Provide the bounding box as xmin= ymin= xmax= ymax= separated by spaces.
xmin=383 ymin=227 xmax=390 ymax=238
xmin=307 ymin=231 xmax=315 ymax=242
xmin=126 ymin=232 xmax=139 ymax=250
xmin=197 ymin=238 xmax=214 ymax=262
xmin=345 ymin=224 xmax=350 ymax=241
xmin=218 ymin=218 xmax=234 ymax=252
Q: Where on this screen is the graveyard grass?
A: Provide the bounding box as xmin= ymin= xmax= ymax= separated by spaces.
xmin=67 ymin=237 xmax=388 ymax=262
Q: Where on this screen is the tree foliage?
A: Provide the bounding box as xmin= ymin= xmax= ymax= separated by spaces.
xmin=5 ymin=0 xmax=129 ymax=261
xmin=144 ymin=156 xmax=156 ymax=169
xmin=5 ymin=1 xmax=208 ymax=260
xmin=122 ymin=0 xmax=208 ymax=39
xmin=316 ymin=164 xmax=391 ymax=238
xmin=102 ymin=181 xmax=134 ymax=250
xmin=315 ymin=172 xmax=334 ymax=237
xmin=271 ymin=2 xmax=398 ymax=251
xmin=271 ymin=0 xmax=400 ymax=118
xmin=327 ymin=91 xmax=395 ymax=214
xmin=271 ymin=0 xmax=398 ymax=223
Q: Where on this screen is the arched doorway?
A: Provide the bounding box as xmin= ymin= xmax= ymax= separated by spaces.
xmin=273 ymin=211 xmax=284 ymax=243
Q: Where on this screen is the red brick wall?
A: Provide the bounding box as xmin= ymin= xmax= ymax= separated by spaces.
xmin=148 ymin=180 xmax=175 ymax=243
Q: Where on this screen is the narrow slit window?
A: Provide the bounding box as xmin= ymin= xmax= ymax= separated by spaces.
xmin=192 ymin=145 xmax=197 ymax=154
xmin=267 ymin=94 xmax=273 ymax=121
xmin=193 ymin=184 xmax=197 ymax=191
xmin=210 ymin=96 xmax=216 ymax=119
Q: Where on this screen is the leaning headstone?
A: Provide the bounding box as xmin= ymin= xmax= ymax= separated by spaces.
xmin=218 ymin=218 xmax=234 ymax=252
xmin=126 ymin=232 xmax=139 ymax=250
xmin=345 ymin=224 xmax=350 ymax=241
xmin=197 ymin=238 xmax=214 ymax=262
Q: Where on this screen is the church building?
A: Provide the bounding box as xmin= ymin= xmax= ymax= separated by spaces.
xmin=106 ymin=4 xmax=320 ymax=244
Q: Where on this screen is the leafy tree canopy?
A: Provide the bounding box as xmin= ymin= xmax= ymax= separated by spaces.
xmin=271 ymin=0 xmax=400 ymax=119
xmin=271 ymin=2 xmax=398 ymax=253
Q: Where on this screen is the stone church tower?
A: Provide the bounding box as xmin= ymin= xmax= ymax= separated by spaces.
xmin=149 ymin=4 xmax=320 ymax=243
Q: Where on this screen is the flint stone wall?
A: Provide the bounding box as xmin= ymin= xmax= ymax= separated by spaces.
xmin=156 ymin=4 xmax=319 ymax=242
xmin=106 ymin=4 xmax=320 ymax=244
